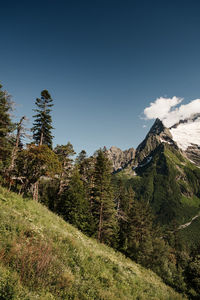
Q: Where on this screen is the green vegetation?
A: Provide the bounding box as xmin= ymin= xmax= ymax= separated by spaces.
xmin=0 ymin=84 xmax=13 ymax=174
xmin=1 ymin=82 xmax=200 ymax=298
xmin=0 ymin=187 xmax=184 ymax=300
xmin=117 ymin=144 xmax=200 ymax=228
xmin=32 ymin=90 xmax=54 ymax=149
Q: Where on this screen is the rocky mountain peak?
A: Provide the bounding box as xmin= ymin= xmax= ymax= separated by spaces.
xmin=149 ymin=118 xmax=172 ymax=139
xmin=149 ymin=118 xmax=165 ymax=134
xmin=106 ymin=146 xmax=135 ymax=172
xmin=135 ymin=119 xmax=176 ymax=165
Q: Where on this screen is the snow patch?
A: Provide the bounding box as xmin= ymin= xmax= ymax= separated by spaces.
xmin=160 ymin=138 xmax=173 ymax=145
xmin=134 ymin=156 xmax=152 ymax=170
xmin=170 ymin=119 xmax=200 ymax=151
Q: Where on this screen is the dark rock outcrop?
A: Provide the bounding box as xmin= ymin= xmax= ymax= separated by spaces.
xmin=107 ymin=146 xmax=135 ymax=172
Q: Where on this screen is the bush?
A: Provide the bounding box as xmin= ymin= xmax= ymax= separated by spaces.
xmin=0 ymin=265 xmax=19 ymax=300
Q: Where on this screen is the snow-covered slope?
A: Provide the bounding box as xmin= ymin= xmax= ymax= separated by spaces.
xmin=170 ymin=118 xmax=200 ymax=151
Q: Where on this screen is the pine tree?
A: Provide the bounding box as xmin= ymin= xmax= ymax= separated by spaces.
xmin=54 ymin=142 xmax=76 ymax=194
xmin=59 ymin=167 xmax=93 ymax=234
xmin=76 ymin=152 xmax=95 ymax=207
xmin=32 ymin=90 xmax=54 ymax=149
xmin=127 ymin=199 xmax=154 ymax=265
xmin=0 ymin=84 xmax=13 ymax=172
xmin=93 ymin=149 xmax=117 ymax=245
xmin=116 ymin=183 xmax=135 ymax=252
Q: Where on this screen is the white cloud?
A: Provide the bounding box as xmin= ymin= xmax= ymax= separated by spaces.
xmin=143 ymin=97 xmax=200 ymax=127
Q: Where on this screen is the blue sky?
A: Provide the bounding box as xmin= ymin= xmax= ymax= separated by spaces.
xmin=1 ymin=0 xmax=200 ymax=155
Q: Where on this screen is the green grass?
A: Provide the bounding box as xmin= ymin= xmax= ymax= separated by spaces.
xmin=181 ymin=195 xmax=200 ymax=208
xmin=0 ymin=186 xmax=186 ymax=300
xmin=178 ymin=217 xmax=200 ymax=249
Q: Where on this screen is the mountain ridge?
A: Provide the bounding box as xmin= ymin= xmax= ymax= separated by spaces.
xmin=108 ymin=116 xmax=200 ymax=170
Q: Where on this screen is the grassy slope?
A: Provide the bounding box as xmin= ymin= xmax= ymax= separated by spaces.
xmin=0 ymin=187 xmax=185 ymax=300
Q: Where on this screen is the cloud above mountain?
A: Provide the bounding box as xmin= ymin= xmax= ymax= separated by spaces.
xmin=144 ymin=97 xmax=200 ymax=127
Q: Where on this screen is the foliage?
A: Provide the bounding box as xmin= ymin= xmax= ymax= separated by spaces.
xmin=0 ymin=84 xmax=13 ymax=174
xmin=54 ymin=142 xmax=76 ymax=194
xmin=39 ymin=178 xmax=60 ymax=211
xmin=57 ymin=167 xmax=93 ymax=234
xmin=15 ymin=144 xmax=61 ymax=193
xmin=32 ymin=90 xmax=54 ymax=149
xmin=186 ymin=254 xmax=200 ymax=297
xmin=93 ymin=149 xmax=118 ymax=245
xmin=0 ymin=186 xmax=184 ymax=300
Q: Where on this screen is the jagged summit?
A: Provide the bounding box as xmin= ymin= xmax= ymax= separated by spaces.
xmin=170 ymin=113 xmax=200 ymax=129
xmin=106 ymin=146 xmax=135 ymax=172
xmin=148 ymin=118 xmax=165 ymax=135
xmin=135 ymin=118 xmax=177 ymax=164
xmin=108 ymin=115 xmax=200 ymax=171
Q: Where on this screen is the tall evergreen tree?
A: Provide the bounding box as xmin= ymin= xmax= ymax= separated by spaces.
xmin=58 ymin=167 xmax=93 ymax=234
xmin=76 ymin=151 xmax=95 ymax=203
xmin=0 ymin=84 xmax=13 ymax=172
xmin=127 ymin=199 xmax=155 ymax=267
xmin=93 ymin=149 xmax=117 ymax=245
xmin=32 ymin=90 xmax=54 ymax=148
xmin=116 ymin=182 xmax=135 ymax=252
xmin=54 ymin=142 xmax=76 ymax=194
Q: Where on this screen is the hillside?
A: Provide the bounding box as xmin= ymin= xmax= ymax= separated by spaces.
xmin=0 ymin=186 xmax=185 ymax=300
xmin=115 ymin=141 xmax=200 ymax=247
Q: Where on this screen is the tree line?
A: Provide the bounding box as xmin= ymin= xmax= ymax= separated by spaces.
xmin=0 ymin=83 xmax=200 ymax=298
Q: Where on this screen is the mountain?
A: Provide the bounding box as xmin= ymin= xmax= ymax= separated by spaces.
xmin=113 ymin=117 xmax=200 ymax=248
xmin=135 ymin=118 xmax=178 ymax=165
xmin=106 ymin=146 xmax=135 ymax=172
xmin=0 ymin=186 xmax=184 ymax=300
xmin=169 ymin=113 xmax=200 ymax=165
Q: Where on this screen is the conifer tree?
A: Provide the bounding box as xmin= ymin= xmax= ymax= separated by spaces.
xmin=54 ymin=142 xmax=76 ymax=194
xmin=32 ymin=90 xmax=54 ymax=149
xmin=59 ymin=167 xmax=93 ymax=234
xmin=76 ymin=151 xmax=94 ymax=195
xmin=93 ymin=149 xmax=117 ymax=245
xmin=0 ymin=84 xmax=13 ymax=172
xmin=116 ymin=183 xmax=134 ymax=252
xmin=127 ymin=199 xmax=155 ymax=266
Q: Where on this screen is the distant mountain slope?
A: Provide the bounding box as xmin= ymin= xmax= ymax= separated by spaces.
xmin=169 ymin=114 xmax=200 ymax=165
xmin=114 ymin=119 xmax=200 ymax=248
xmin=0 ymin=186 xmax=184 ymax=300
xmin=106 ymin=146 xmax=135 ymax=172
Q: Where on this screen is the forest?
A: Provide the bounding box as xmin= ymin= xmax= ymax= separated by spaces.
xmin=0 ymin=83 xmax=200 ymax=299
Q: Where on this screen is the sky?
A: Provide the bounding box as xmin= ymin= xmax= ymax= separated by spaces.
xmin=1 ymin=0 xmax=200 ymax=156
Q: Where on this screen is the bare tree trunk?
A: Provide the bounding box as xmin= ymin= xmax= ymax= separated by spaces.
xmin=33 ymin=181 xmax=39 ymax=201
xmin=10 ymin=116 xmax=25 ymax=171
xmin=58 ymin=161 xmax=67 ymax=195
xmin=117 ymin=197 xmax=120 ymax=218
xmin=39 ymin=101 xmax=46 ymax=146
xmin=7 ymin=116 xmax=25 ymax=190
xmin=39 ymin=132 xmax=43 ymax=146
xmin=98 ymin=201 xmax=103 ymax=242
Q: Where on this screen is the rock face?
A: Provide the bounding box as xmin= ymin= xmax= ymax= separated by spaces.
xmin=135 ymin=119 xmax=177 ymax=165
xmin=107 ymin=146 xmax=135 ymax=172
xmin=185 ymin=144 xmax=200 ymax=165
xmin=108 ymin=115 xmax=200 ymax=172
xmin=169 ymin=113 xmax=200 ymax=166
